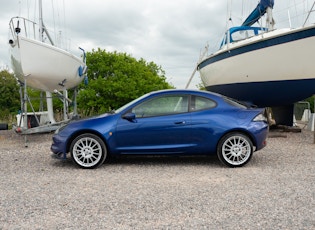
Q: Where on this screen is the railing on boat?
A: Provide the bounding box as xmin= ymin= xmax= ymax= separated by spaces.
xmin=10 ymin=17 xmax=40 ymax=41
xmin=9 ymin=16 xmax=55 ymax=46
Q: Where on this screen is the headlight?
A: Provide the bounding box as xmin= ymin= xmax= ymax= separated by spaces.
xmin=55 ymin=124 xmax=67 ymax=134
xmin=253 ymin=113 xmax=267 ymax=122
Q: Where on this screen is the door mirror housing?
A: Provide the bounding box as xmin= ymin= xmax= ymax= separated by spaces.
xmin=122 ymin=112 xmax=136 ymax=122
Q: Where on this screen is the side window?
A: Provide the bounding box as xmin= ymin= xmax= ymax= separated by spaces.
xmin=231 ymin=29 xmax=255 ymax=42
xmin=132 ymin=95 xmax=189 ymax=118
xmin=191 ymin=96 xmax=216 ymax=111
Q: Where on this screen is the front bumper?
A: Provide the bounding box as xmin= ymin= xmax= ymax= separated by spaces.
xmin=51 ymin=134 xmax=67 ymax=155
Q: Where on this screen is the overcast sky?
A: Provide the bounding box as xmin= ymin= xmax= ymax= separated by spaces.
xmin=0 ymin=0 xmax=314 ymax=89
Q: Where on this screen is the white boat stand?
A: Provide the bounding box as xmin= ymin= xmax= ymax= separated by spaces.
xmin=14 ymin=78 xmax=79 ymax=146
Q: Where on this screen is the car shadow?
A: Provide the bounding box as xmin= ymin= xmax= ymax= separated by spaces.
xmin=50 ymin=157 xmax=76 ymax=168
xmin=50 ymin=154 xmax=223 ymax=169
xmin=108 ymin=155 xmax=222 ymax=167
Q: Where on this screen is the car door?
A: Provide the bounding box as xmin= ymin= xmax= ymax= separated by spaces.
xmin=189 ymin=95 xmax=219 ymax=154
xmin=114 ymin=94 xmax=192 ymax=154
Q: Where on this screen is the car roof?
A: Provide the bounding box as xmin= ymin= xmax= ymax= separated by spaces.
xmin=147 ymin=89 xmax=249 ymax=109
xmin=149 ymin=89 xmax=223 ymax=98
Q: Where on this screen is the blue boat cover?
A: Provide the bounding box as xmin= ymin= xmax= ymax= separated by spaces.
xmin=220 ymin=26 xmax=267 ymax=47
xmin=242 ymin=0 xmax=274 ymax=26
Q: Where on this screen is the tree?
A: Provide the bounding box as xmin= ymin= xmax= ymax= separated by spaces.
xmin=77 ymin=48 xmax=174 ymax=115
xmin=197 ymin=81 xmax=206 ymax=91
xmin=0 ymin=70 xmax=20 ymax=120
xmin=304 ymin=96 xmax=315 ymax=113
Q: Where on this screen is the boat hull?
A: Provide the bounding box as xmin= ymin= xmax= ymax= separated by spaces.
xmin=198 ymin=24 xmax=315 ymax=107
xmin=10 ymin=36 xmax=85 ymax=92
xmin=206 ymin=78 xmax=315 ymax=107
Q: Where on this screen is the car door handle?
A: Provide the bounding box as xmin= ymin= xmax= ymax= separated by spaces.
xmin=174 ymin=121 xmax=186 ymax=125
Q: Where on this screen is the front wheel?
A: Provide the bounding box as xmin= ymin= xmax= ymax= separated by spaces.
xmin=217 ymin=132 xmax=253 ymax=167
xmin=70 ymin=133 xmax=107 ymax=169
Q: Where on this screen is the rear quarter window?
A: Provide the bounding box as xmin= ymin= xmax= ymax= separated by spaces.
xmin=191 ymin=96 xmax=217 ymax=112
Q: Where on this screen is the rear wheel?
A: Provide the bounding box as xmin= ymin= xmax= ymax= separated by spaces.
xmin=217 ymin=132 xmax=253 ymax=167
xmin=70 ymin=133 xmax=107 ymax=169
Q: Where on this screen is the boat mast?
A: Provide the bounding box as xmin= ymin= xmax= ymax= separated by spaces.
xmin=242 ymin=0 xmax=275 ymax=30
xmin=38 ymin=0 xmax=56 ymax=124
xmin=39 ymin=0 xmax=44 ymax=42
xmin=39 ymin=0 xmax=54 ymax=45
xmin=266 ymin=6 xmax=275 ymax=30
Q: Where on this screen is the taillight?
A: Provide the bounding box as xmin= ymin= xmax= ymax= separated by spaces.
xmin=253 ymin=113 xmax=267 ymax=122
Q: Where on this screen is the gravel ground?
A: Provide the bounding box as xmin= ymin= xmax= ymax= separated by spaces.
xmin=0 ymin=129 xmax=314 ymax=229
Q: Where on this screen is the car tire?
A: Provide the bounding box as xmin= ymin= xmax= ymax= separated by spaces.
xmin=0 ymin=123 xmax=8 ymax=130
xmin=217 ymin=132 xmax=253 ymax=167
xmin=70 ymin=133 xmax=107 ymax=169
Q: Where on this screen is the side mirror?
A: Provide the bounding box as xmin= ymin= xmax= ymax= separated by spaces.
xmin=122 ymin=112 xmax=136 ymax=122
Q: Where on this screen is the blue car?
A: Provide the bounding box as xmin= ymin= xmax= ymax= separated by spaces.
xmin=51 ymin=89 xmax=268 ymax=169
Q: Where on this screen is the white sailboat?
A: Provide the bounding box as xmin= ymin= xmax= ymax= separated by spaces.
xmin=197 ymin=0 xmax=315 ymax=126
xmin=8 ymin=0 xmax=87 ymax=133
xmin=9 ymin=1 xmax=87 ymax=92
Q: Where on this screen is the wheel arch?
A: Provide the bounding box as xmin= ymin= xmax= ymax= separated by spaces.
xmin=216 ymin=129 xmax=257 ymax=151
xmin=66 ymin=129 xmax=108 ymax=153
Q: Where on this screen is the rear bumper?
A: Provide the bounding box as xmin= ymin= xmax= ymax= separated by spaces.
xmin=254 ymin=124 xmax=269 ymax=151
